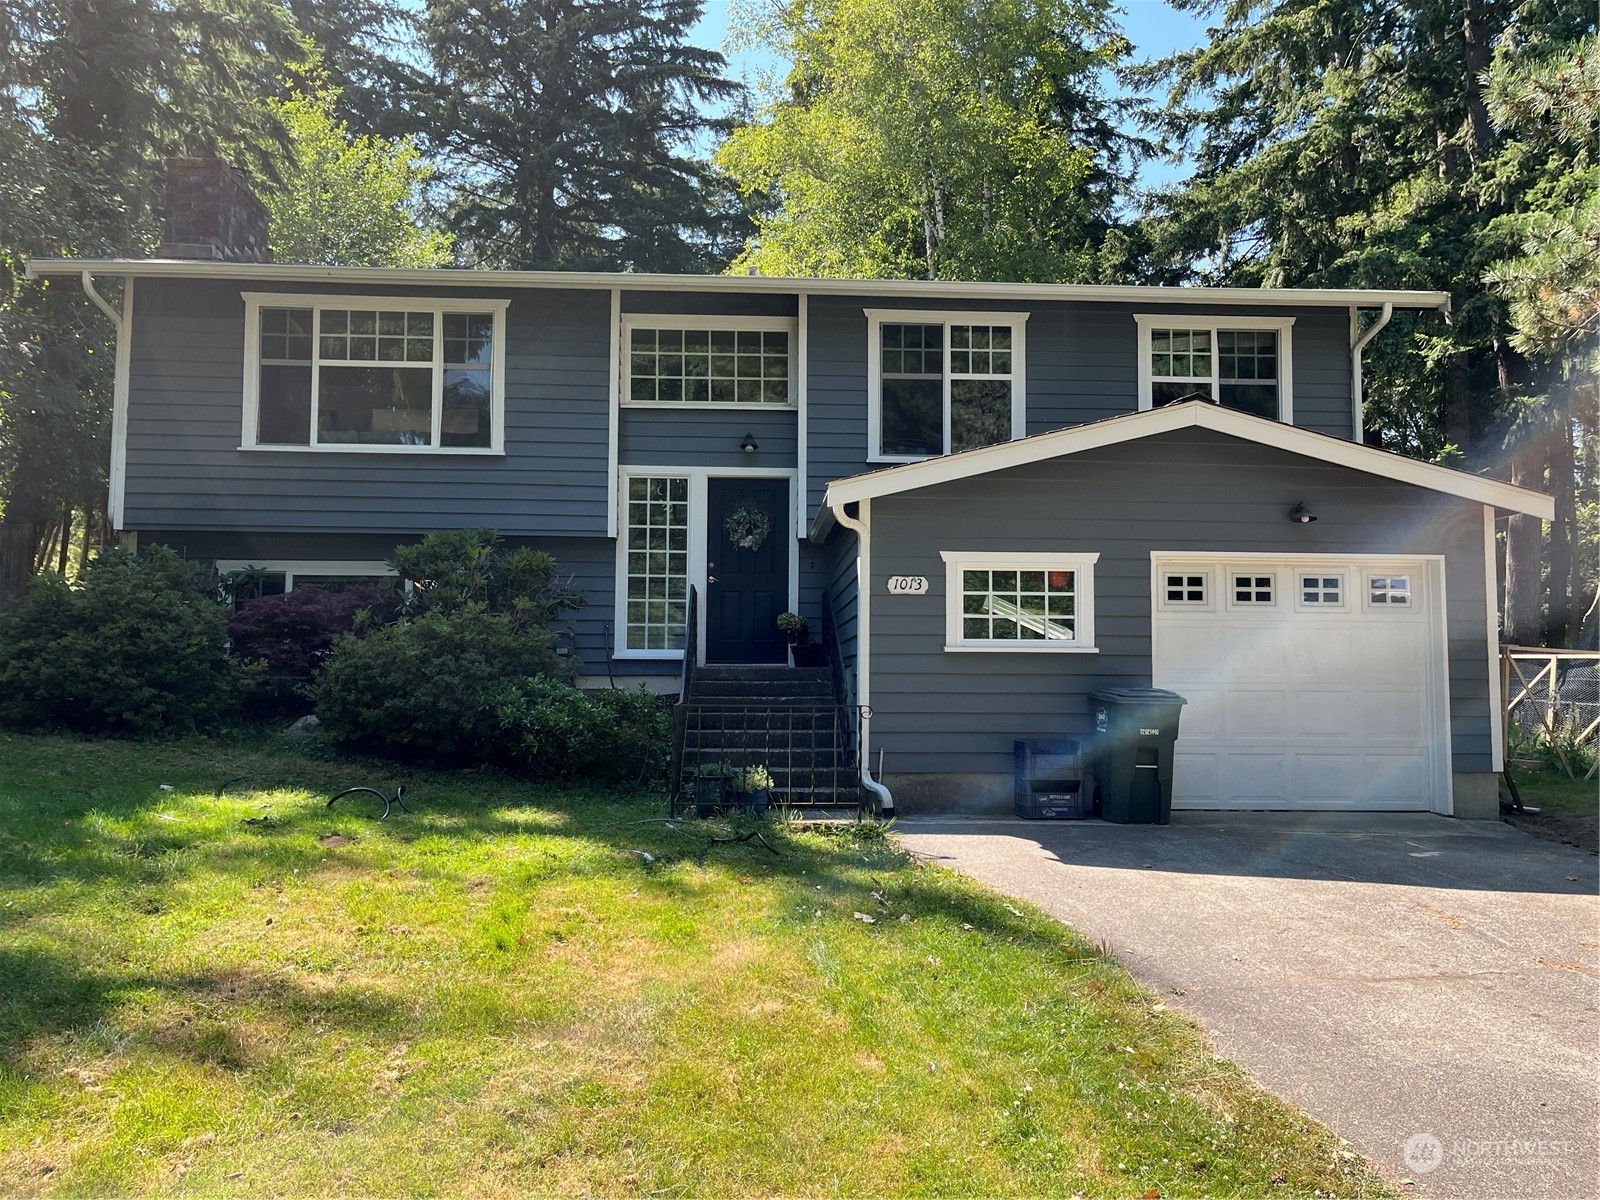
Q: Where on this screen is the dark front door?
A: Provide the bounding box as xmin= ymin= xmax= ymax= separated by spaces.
xmin=706 ymin=477 xmax=789 ymax=664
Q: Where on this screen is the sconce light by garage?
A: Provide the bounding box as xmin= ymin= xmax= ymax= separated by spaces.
xmin=1289 ymin=502 xmax=1318 ymax=524
xmin=740 ymin=433 xmax=759 ymax=454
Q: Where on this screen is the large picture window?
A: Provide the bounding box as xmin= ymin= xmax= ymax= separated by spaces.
xmin=868 ymin=310 xmax=1027 ymax=461
xmin=243 ymin=295 xmax=507 ymax=453
xmin=1135 ymin=315 xmax=1294 ymax=421
xmin=623 ymin=318 xmax=795 ymax=407
xmin=939 ymin=552 xmax=1098 ymax=652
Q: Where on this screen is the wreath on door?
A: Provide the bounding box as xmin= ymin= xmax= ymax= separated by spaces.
xmin=724 ymin=503 xmax=772 ymax=552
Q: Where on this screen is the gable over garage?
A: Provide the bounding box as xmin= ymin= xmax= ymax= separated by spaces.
xmin=818 ymin=403 xmax=1552 ymax=819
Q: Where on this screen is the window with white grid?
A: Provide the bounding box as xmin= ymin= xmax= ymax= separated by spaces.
xmin=626 ymin=326 xmax=792 ymax=405
xmin=1368 ymin=575 xmax=1412 ymax=607
xmin=940 ymin=553 xmax=1098 ymax=650
xmin=1164 ymin=572 xmax=1207 ymax=604
xmin=624 ymin=477 xmax=690 ymax=650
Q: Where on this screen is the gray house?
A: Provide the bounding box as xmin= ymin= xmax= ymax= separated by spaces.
xmin=27 ymin=161 xmax=1551 ymax=819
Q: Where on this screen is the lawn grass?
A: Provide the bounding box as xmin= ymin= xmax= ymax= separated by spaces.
xmin=1505 ymin=764 xmax=1599 ymax=852
xmin=0 ymin=730 xmax=1388 ymax=1197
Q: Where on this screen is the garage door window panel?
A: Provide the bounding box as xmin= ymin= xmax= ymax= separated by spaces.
xmin=1368 ymin=575 xmax=1413 ymax=607
xmin=1230 ymin=573 xmax=1276 ymax=606
xmin=1162 ymin=571 xmax=1210 ymax=607
xmin=1297 ymin=574 xmax=1345 ymax=609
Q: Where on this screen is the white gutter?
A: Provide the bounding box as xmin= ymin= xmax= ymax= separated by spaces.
xmin=830 ymin=500 xmax=895 ymax=819
xmin=80 ymin=272 xmax=133 ymax=531
xmin=1349 ymin=301 xmax=1393 ymax=443
xmin=24 ymin=257 xmax=1452 ymax=312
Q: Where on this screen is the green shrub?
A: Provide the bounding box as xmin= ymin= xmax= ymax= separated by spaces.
xmin=492 ymin=678 xmax=671 ymax=783
xmin=391 ymin=529 xmax=586 ymax=630
xmin=0 ymin=546 xmax=259 ymax=734
xmin=312 ymin=606 xmax=572 ymax=761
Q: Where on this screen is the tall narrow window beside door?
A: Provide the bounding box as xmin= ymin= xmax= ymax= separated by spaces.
xmin=624 ymin=476 xmax=689 ymax=651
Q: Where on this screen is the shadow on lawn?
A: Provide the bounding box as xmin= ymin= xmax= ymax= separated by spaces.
xmin=0 ymin=945 xmax=410 ymax=1072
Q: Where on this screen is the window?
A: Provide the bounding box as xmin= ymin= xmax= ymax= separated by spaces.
xmin=243 ymin=295 xmax=506 ymax=452
xmin=624 ymin=320 xmax=794 ymax=406
xmin=1232 ymin=573 xmax=1275 ymax=604
xmin=624 ymin=476 xmax=690 ymax=651
xmin=939 ymin=552 xmax=1098 ymax=652
xmin=1164 ymin=572 xmax=1207 ymax=604
xmin=214 ymin=559 xmax=399 ymax=603
xmin=1299 ymin=574 xmax=1344 ymax=606
xmin=869 ymin=310 xmax=1027 ymax=460
xmin=1369 ymin=575 xmax=1412 ymax=607
xmin=1135 ymin=316 xmax=1294 ymax=420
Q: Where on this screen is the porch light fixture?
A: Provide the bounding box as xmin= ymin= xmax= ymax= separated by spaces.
xmin=740 ymin=433 xmax=758 ymax=453
xmin=1289 ymin=502 xmax=1318 ymax=524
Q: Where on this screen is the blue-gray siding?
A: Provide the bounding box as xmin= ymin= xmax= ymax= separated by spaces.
xmin=825 ymin=526 xmax=861 ymax=709
xmin=619 ymin=407 xmax=797 ymax=468
xmin=125 ymin=277 xmax=612 ymax=536
xmin=865 ymin=428 xmax=1490 ymax=777
xmin=805 ymin=297 xmax=1354 ymax=523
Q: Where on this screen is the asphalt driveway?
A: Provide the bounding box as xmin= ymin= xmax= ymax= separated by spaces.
xmin=895 ymin=813 xmax=1599 ymax=1200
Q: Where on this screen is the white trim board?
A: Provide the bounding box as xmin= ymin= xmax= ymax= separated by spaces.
xmin=611 ymin=465 xmax=801 ymax=663
xmin=107 ymin=277 xmax=134 ymax=531
xmin=27 ymin=257 xmax=1452 ymax=312
xmin=814 ymin=399 xmax=1553 ymax=533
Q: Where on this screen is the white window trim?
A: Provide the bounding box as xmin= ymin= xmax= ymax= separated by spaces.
xmin=240 ymin=292 xmax=509 ymax=455
xmin=1294 ymin=570 xmax=1349 ymax=612
xmin=1158 ymin=566 xmax=1214 ymax=611
xmin=619 ymin=313 xmax=799 ymax=410
xmin=1226 ymin=568 xmax=1279 ymax=609
xmin=1134 ymin=314 xmax=1295 ymax=422
xmin=1364 ymin=572 xmax=1417 ymax=612
xmin=215 ymin=559 xmax=398 ymax=591
xmin=613 ymin=465 xmax=800 ymax=661
xmin=938 ymin=550 xmax=1098 ymax=653
xmin=866 ymin=309 xmax=1029 ymax=463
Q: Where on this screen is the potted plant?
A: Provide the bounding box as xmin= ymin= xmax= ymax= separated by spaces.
xmin=693 ymin=761 xmax=735 ymax=817
xmin=777 ymin=612 xmax=826 ymax=667
xmin=731 ymin=765 xmax=773 ymax=817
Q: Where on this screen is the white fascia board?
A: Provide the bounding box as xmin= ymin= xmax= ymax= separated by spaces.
xmin=23 ymin=258 xmax=1451 ymax=311
xmin=821 ymin=402 xmax=1555 ymax=519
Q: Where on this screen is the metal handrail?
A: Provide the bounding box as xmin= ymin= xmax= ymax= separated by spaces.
xmin=679 ymin=584 xmax=699 ymax=699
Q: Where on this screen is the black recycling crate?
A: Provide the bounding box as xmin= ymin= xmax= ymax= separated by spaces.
xmin=1013 ymin=739 xmax=1090 ymax=819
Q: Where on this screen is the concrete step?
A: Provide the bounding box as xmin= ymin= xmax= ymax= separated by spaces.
xmin=689 ymin=682 xmax=836 ymax=702
xmin=694 ymin=666 xmax=830 ymax=683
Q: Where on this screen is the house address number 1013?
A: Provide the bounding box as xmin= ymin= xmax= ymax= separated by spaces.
xmin=886 ymin=575 xmax=929 ymax=594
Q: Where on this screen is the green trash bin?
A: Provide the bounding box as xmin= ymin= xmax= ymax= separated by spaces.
xmin=1089 ymin=688 xmax=1187 ymax=824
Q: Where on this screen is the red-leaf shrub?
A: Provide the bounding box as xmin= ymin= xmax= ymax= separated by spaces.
xmin=227 ymin=584 xmax=398 ymax=714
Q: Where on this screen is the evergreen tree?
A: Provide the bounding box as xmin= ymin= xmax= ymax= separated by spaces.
xmin=0 ymin=0 xmax=301 ymax=603
xmin=413 ymin=0 xmax=744 ymax=271
xmin=1139 ymin=0 xmax=1595 ymax=645
xmin=716 ymin=0 xmax=1140 ymax=282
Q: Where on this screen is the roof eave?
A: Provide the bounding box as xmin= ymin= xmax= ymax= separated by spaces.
xmin=821 ymin=403 xmax=1554 ymax=520
xmin=24 ymin=258 xmax=1452 ymax=310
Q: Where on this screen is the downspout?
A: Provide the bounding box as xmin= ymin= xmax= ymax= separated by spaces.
xmin=1349 ymin=301 xmax=1393 ymax=443
xmin=831 ymin=500 xmax=895 ymax=818
xmin=81 ymin=272 xmax=132 ymax=536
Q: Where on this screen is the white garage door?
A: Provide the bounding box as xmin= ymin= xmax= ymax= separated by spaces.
xmin=1152 ymin=556 xmax=1448 ymax=811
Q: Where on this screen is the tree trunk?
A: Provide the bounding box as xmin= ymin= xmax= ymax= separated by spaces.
xmin=0 ymin=512 xmax=43 ymax=609
xmin=1444 ymin=349 xmax=1472 ymax=454
xmin=1545 ymin=405 xmax=1575 ymax=646
xmin=1459 ymin=0 xmax=1494 ymax=165
xmin=56 ymin=503 xmax=72 ymax=575
xmin=1503 ymin=453 xmax=1545 ymax=646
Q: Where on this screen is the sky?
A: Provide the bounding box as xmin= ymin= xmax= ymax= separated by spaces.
xmin=687 ymin=0 xmax=1212 ymax=192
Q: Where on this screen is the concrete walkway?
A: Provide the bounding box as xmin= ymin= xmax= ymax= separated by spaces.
xmin=895 ymin=812 xmax=1599 ymax=1200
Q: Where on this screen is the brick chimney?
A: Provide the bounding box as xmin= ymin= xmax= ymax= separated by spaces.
xmin=159 ymin=157 xmax=271 ymax=262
